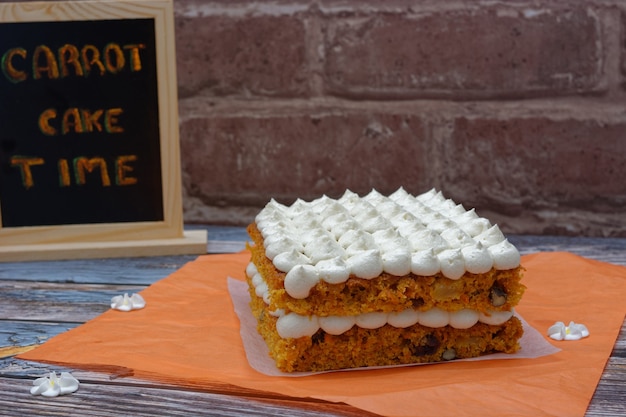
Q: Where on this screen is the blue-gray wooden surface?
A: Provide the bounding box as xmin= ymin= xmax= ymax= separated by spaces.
xmin=1 ymin=226 xmax=624 ymax=416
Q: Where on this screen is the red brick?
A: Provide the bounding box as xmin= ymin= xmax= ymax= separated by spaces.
xmin=174 ymin=9 xmax=309 ymax=98
xmin=441 ymin=115 xmax=626 ymax=236
xmin=622 ymin=10 xmax=626 ymax=82
xmin=179 ymin=100 xmax=432 ymax=209
xmin=323 ymin=5 xmax=604 ymax=99
xmin=173 ymin=1 xmax=624 ymax=236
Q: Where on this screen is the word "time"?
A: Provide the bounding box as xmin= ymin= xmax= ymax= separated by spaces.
xmin=11 ymin=155 xmax=138 ymax=189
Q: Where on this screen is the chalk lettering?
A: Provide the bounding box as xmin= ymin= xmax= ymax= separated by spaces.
xmin=124 ymin=44 xmax=145 ymax=72
xmin=74 ymin=157 xmax=111 ymax=186
xmin=81 ymin=44 xmax=106 ymax=76
xmin=56 ymin=156 xmax=137 ymax=187
xmin=82 ymin=109 xmax=104 ymax=133
xmin=1 ymin=47 xmax=27 ymax=83
xmin=104 ymin=108 xmax=124 ymax=133
xmin=116 ymin=155 xmax=138 ymax=185
xmin=38 ymin=109 xmax=58 ymax=135
xmin=1 ymin=43 xmax=146 ymax=83
xmin=62 ymin=108 xmax=82 ymax=134
xmin=58 ymin=158 xmax=71 ymax=187
xmin=38 ymin=107 xmax=124 ymax=136
xmin=58 ymin=44 xmax=83 ymax=77
xmin=104 ymin=43 xmax=124 ymax=74
xmin=33 ymin=45 xmax=59 ymax=80
xmin=10 ymin=156 xmax=44 ymax=189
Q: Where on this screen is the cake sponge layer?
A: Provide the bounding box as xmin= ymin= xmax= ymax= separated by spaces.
xmin=248 ymin=280 xmax=523 ymax=372
xmin=248 ymin=223 xmax=525 ymax=317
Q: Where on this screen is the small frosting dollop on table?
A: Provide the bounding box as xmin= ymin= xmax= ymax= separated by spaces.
xmin=111 ymin=293 xmax=146 ymax=311
xmin=547 ymin=321 xmax=589 ymax=341
xmin=30 ymin=371 xmax=79 ymax=397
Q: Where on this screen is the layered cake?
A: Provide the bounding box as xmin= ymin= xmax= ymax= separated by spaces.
xmin=245 ymin=188 xmax=525 ymax=372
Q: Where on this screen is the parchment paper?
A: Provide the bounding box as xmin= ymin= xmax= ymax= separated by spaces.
xmin=228 ymin=277 xmax=560 ymax=377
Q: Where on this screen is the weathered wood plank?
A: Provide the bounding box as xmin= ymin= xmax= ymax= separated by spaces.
xmin=0 ymin=226 xmax=249 ymax=284
xmin=509 ymin=235 xmax=626 ymax=266
xmin=0 ymin=368 xmax=377 ymax=417
xmin=0 ymin=357 xmax=69 ymax=378
xmin=0 ymin=321 xmax=79 ymax=351
xmin=0 ymin=281 xmax=145 ymax=322
xmin=207 ymin=240 xmax=247 ymax=254
xmin=188 ymin=225 xmax=250 ymax=244
xmin=0 ymin=256 xmax=196 ymax=285
xmin=0 ymin=379 xmax=372 ymax=417
xmin=0 ymin=230 xmax=624 ymax=416
xmin=2 ymin=353 xmax=624 ymax=417
xmin=1 ymin=376 xmax=290 ymax=417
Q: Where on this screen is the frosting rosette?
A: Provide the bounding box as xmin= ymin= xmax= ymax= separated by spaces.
xmin=30 ymin=371 xmax=79 ymax=397
xmin=547 ymin=321 xmax=589 ymax=341
xmin=111 ymin=293 xmax=146 ymax=311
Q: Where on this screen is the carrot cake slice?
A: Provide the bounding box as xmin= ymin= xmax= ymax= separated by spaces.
xmin=245 ymin=188 xmax=525 ymax=372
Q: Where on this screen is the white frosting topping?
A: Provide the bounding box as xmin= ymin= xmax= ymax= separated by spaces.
xmin=318 ymin=315 xmax=356 ymax=335
xmin=315 ymin=257 xmax=350 ymax=284
xmin=346 ymin=249 xmax=383 ymax=279
xmin=255 ymin=188 xmax=520 ymax=299
xmin=273 ymin=249 xmax=310 ymax=273
xmin=355 ymin=312 xmax=388 ymax=329
xmin=448 ymin=309 xmax=480 ymax=329
xmin=437 ymin=249 xmax=466 ymax=280
xmin=276 ymin=313 xmax=319 ymax=338
xmin=388 ymin=309 xmax=420 ymax=328
xmin=247 ymin=262 xmax=516 ymax=339
xmin=284 ymin=264 xmax=319 ymax=299
xmin=411 ymin=249 xmax=440 ymax=276
xmin=462 ymin=242 xmax=494 ymax=274
xmin=488 ymin=239 xmax=522 ymax=270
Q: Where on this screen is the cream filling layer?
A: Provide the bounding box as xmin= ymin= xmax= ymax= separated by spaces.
xmin=247 ymin=262 xmax=514 ymax=339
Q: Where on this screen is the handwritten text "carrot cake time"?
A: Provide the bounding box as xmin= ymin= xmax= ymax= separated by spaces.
xmin=2 ymin=42 xmax=147 ymax=190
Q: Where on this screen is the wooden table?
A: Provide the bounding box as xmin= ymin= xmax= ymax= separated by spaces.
xmin=1 ymin=226 xmax=625 ymax=416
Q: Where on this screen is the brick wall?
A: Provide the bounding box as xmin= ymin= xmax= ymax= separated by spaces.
xmin=175 ymin=0 xmax=626 ymax=237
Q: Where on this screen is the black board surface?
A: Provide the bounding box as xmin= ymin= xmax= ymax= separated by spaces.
xmin=0 ymin=18 xmax=163 ymax=227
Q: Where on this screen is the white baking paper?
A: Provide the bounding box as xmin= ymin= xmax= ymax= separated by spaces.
xmin=228 ymin=277 xmax=560 ymax=377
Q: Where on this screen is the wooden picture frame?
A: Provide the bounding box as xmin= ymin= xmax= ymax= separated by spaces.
xmin=0 ymin=0 xmax=207 ymax=261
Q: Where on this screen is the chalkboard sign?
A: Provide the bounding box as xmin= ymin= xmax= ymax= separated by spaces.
xmin=0 ymin=0 xmax=207 ymax=261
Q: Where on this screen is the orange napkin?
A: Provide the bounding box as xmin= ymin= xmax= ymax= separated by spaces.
xmin=18 ymin=252 xmax=626 ymax=417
